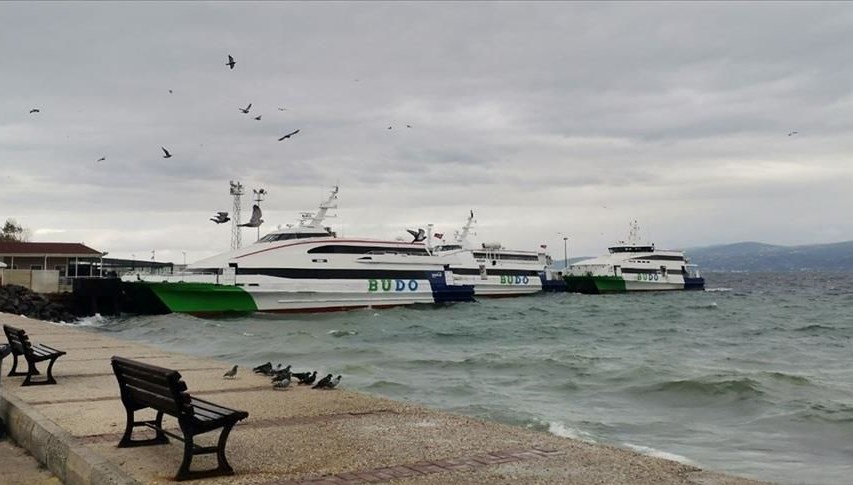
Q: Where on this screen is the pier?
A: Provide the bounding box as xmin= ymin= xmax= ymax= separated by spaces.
xmin=0 ymin=312 xmax=769 ymax=484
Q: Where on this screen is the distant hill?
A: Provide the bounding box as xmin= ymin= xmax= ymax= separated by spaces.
xmin=686 ymin=241 xmax=853 ymax=272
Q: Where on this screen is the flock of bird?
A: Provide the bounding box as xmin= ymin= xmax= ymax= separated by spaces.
xmin=222 ymin=362 xmax=342 ymax=391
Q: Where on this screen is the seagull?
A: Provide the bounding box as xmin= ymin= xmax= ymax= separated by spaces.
xmin=253 ymin=115 xmax=262 ymax=121
xmin=788 ymin=131 xmax=798 ymax=136
xmin=96 ymin=157 xmax=106 ymax=162
xmin=273 ymin=377 xmax=291 ymax=390
xmin=239 ymin=103 xmax=252 ymax=114
xmin=278 ymin=129 xmax=300 ymax=141
xmin=406 ymin=124 xmax=412 ymax=128
xmin=238 ymin=204 xmax=264 ymax=228
xmin=210 ymin=211 xmax=230 ymax=224
xmin=277 ymin=107 xmax=287 ymax=111
xmin=29 ymin=108 xmax=40 ymax=114
xmin=406 ymin=228 xmax=426 ymax=243
xmin=312 ymin=373 xmax=333 ymax=389
xmin=253 ymin=362 xmax=272 ymax=374
xmin=161 ymin=147 xmax=172 ymax=159
xmin=223 ymin=365 xmax=238 ymax=379
xmin=226 ymin=54 xmax=236 ymax=70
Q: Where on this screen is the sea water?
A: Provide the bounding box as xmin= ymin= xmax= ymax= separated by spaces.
xmin=75 ymin=272 xmax=853 ymax=485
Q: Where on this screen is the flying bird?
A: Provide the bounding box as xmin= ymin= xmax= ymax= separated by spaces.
xmin=96 ymin=157 xmax=106 ymax=162
xmin=239 ymin=103 xmax=252 ymax=114
xmin=387 ymin=126 xmax=392 ymax=130
xmin=168 ymin=89 xmax=173 ymax=94
xmin=406 ymin=228 xmax=426 ymax=243
xmin=277 ymin=107 xmax=287 ymax=111
xmin=223 ymin=365 xmax=238 ymax=379
xmin=406 ymin=124 xmax=412 ymax=128
xmin=161 ymin=147 xmax=173 ymax=158
xmin=29 ymin=108 xmax=40 ymax=114
xmin=210 ymin=211 xmax=230 ymax=224
xmin=239 ymin=205 xmax=264 ymax=228
xmin=312 ymin=373 xmax=333 ymax=389
xmin=226 ymin=54 xmax=236 ymax=70
xmin=278 ymin=129 xmax=300 ymax=141
xmin=788 ymin=131 xmax=798 ymax=136
xmin=253 ymin=115 xmax=262 ymax=121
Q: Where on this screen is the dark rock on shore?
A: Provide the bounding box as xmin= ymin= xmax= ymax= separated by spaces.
xmin=0 ymin=285 xmax=77 ymax=323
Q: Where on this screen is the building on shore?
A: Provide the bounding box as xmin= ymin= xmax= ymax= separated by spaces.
xmin=0 ymin=242 xmax=105 ymax=292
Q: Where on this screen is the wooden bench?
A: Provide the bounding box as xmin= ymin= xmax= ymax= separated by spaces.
xmin=110 ymin=356 xmax=249 ymax=481
xmin=2 ymin=324 xmax=66 ymax=386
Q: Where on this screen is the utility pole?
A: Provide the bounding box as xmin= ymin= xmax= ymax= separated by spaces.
xmin=563 ymin=236 xmax=568 ymax=269
xmin=252 ymin=187 xmax=267 ymax=241
xmin=229 ymin=180 xmax=244 ymax=250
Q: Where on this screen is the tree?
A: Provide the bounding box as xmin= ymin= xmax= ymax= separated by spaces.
xmin=1 ymin=218 xmax=29 ymax=242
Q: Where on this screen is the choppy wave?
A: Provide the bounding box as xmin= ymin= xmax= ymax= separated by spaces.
xmin=638 ymin=377 xmax=765 ymax=400
xmin=705 ymin=287 xmax=732 ymax=292
xmin=328 ymin=329 xmax=359 ymax=337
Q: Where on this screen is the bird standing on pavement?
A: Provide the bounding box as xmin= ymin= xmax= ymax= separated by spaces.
xmin=273 ymin=377 xmax=291 ymax=390
xmin=312 ymin=373 xmax=333 ymax=389
xmin=253 ymin=362 xmax=272 ymax=374
xmin=223 ymin=365 xmax=238 ymax=379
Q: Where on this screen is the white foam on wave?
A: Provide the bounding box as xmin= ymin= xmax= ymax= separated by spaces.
xmin=57 ymin=313 xmax=107 ymax=327
xmin=328 ymin=329 xmax=358 ymax=337
xmin=705 ymin=287 xmax=732 ymax=292
xmin=546 ymin=421 xmax=597 ymax=443
xmin=622 ymin=443 xmax=698 ymax=466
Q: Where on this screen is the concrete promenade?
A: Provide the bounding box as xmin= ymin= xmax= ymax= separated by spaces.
xmin=0 ymin=312 xmax=772 ymax=485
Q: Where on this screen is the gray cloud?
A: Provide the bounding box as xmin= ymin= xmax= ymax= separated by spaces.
xmin=2 ymin=2 xmax=853 ymax=261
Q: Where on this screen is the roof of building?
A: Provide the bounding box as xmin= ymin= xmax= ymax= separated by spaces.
xmin=0 ymin=241 xmax=103 ymax=257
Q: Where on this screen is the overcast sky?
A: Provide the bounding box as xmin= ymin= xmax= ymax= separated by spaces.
xmin=2 ymin=2 xmax=853 ymax=263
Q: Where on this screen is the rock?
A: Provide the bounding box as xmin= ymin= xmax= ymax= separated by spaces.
xmin=0 ymin=285 xmax=76 ymax=323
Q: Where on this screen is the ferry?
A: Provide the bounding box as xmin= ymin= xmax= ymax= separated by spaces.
xmin=427 ymin=211 xmax=558 ymax=297
xmin=121 ymin=187 xmax=474 ymax=315
xmin=563 ymin=221 xmax=704 ymax=294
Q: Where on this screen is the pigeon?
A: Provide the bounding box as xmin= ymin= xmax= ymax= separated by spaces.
xmin=294 ymin=370 xmax=317 ymax=385
xmin=239 ymin=103 xmax=252 ymax=114
xmin=253 ymin=115 xmax=262 ymax=121
xmin=271 ymin=365 xmax=292 ymax=381
xmin=226 ymin=54 xmax=236 ymax=70
xmin=277 ymin=129 xmax=300 ymax=141
xmin=312 ymin=373 xmax=333 ymax=389
xmin=96 ymin=157 xmax=106 ymax=162
xmin=161 ymin=147 xmax=172 ymax=158
xmin=387 ymin=126 xmax=392 ymax=130
xmin=406 ymin=124 xmax=412 ymax=128
xmin=406 ymin=228 xmax=426 ymax=243
xmin=238 ymin=204 xmax=264 ymax=228
xmin=223 ymin=365 xmax=238 ymax=379
xmin=273 ymin=377 xmax=291 ymax=390
xmin=210 ymin=211 xmax=230 ymax=224
xmin=29 ymin=109 xmax=40 ymax=114
xmin=277 ymin=107 xmax=287 ymax=111
xmin=788 ymin=131 xmax=798 ymax=136
xmin=169 ymin=89 xmax=173 ymax=94
xmin=253 ymin=362 xmax=272 ymax=374
xmin=327 ymin=375 xmax=342 ymax=389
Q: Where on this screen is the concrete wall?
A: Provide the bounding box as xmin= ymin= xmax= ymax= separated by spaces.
xmin=0 ymin=270 xmax=60 ymax=293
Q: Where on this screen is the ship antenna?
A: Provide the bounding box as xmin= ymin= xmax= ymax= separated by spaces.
xmin=229 ymin=180 xmax=244 ymax=249
xmin=308 ymin=185 xmax=339 ymax=227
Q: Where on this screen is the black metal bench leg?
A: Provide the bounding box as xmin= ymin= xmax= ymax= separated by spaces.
xmin=118 ymin=410 xmax=169 ymax=447
xmin=8 ymin=353 xmax=27 ymax=377
xmin=44 ymin=355 xmax=59 ymax=385
xmin=176 ymin=434 xmax=195 ymax=481
xmin=215 ymin=422 xmax=237 ymax=474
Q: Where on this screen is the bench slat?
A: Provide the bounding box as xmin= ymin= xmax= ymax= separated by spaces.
xmin=126 ymin=387 xmax=184 ymax=415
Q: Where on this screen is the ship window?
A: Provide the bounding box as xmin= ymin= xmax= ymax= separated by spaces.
xmin=308 ymin=245 xmax=429 ymax=256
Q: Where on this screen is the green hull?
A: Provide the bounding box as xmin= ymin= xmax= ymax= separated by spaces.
xmin=128 ymin=282 xmax=258 ymax=314
xmin=563 ymin=275 xmax=627 ymax=294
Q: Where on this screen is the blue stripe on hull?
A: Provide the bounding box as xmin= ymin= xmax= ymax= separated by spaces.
xmin=427 ymin=271 xmax=475 ymax=303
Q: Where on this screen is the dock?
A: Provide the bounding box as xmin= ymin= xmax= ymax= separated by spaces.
xmin=0 ymin=312 xmax=770 ymax=485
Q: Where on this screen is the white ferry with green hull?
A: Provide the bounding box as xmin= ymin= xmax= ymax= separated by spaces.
xmin=121 ymin=187 xmax=473 ymax=315
xmin=564 ymin=221 xmax=704 ymax=294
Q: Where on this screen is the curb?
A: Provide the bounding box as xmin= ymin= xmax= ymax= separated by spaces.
xmin=0 ymin=388 xmax=139 ymax=485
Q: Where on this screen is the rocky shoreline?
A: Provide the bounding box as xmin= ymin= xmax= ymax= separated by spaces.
xmin=0 ymin=285 xmax=76 ymax=323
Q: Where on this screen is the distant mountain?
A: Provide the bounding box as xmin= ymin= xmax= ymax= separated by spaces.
xmin=686 ymin=241 xmax=853 ymax=272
